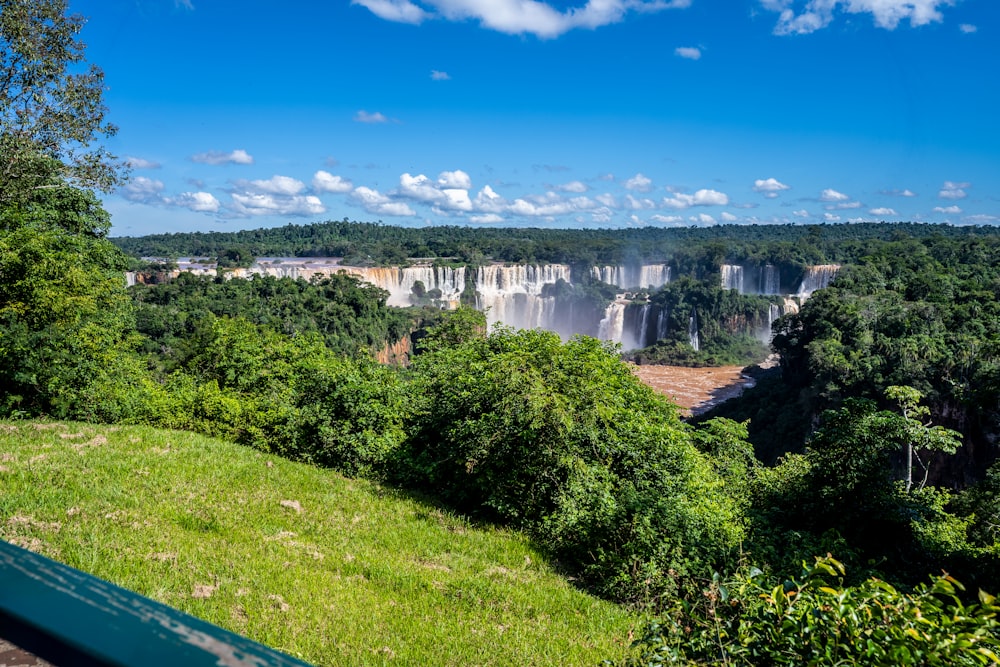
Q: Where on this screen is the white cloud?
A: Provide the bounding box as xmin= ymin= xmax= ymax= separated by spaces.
xmin=173 ymin=192 xmax=220 ymax=213
xmin=964 ymin=214 xmax=999 ymax=223
xmin=354 ymin=110 xmax=390 ymax=123
xmin=720 ymin=212 xmax=738 ymax=222
xmin=675 ymin=46 xmax=701 ymax=60
xmin=241 ymin=175 xmax=306 ymax=196
xmin=356 ymin=0 xmax=693 ymax=38
xmin=824 ymin=213 xmax=841 ymax=222
xmin=312 ymin=171 xmax=354 ymax=193
xmin=933 ymin=205 xmax=962 ymax=214
xmin=819 ymin=188 xmax=850 ymax=202
xmin=352 ymin=0 xmax=428 ymax=24
xmin=826 ymin=201 xmax=863 ymax=210
xmin=650 ymin=214 xmax=684 ymax=224
xmin=869 ymin=207 xmax=898 ymax=216
xmin=763 ymin=0 xmax=955 ymax=35
xmin=126 ymin=156 xmax=161 ymax=169
xmin=624 ymin=194 xmax=657 ymax=210
xmin=881 ymin=188 xmax=917 ymax=197
xmin=624 ymin=173 xmax=653 ymax=192
xmin=939 ymin=180 xmax=970 ymax=199
xmin=663 ymin=188 xmax=729 ymax=209
xmin=191 ymin=149 xmax=254 ymax=165
xmin=175 ymin=0 xmax=194 ymax=9
xmin=350 ymin=186 xmax=416 ymax=216
xmin=689 ymin=213 xmax=716 ymax=225
xmin=469 ymin=213 xmax=504 ymax=223
xmin=431 ymin=69 xmax=451 ymax=80
xmin=437 ymin=169 xmax=472 ymax=189
xmin=122 ymin=176 xmax=165 ymax=203
xmin=960 ymin=23 xmax=977 ymax=33
xmin=793 ymin=209 xmax=810 ymax=217
xmin=230 ymin=192 xmax=325 ymax=217
xmin=555 ymin=180 xmax=588 ymax=193
xmin=753 ymin=177 xmax=790 ymax=198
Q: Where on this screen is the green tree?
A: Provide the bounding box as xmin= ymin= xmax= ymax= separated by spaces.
xmin=0 ymin=0 xmax=125 ymax=207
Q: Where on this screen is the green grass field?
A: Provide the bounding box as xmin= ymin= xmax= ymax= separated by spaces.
xmin=0 ymin=421 xmax=642 ymax=666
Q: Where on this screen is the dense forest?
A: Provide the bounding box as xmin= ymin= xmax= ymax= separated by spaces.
xmin=6 ymin=3 xmax=1000 ymax=663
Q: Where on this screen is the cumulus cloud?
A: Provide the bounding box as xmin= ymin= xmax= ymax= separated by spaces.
xmin=793 ymin=209 xmax=810 ymax=217
xmin=720 ymin=211 xmax=738 ymax=222
xmin=469 ymin=213 xmax=504 ymax=223
xmin=126 ymin=156 xmax=161 ymax=170
xmin=761 ymin=0 xmax=955 ymax=35
xmin=933 ymin=205 xmax=962 ymax=214
xmin=675 ymin=46 xmax=701 ymax=59
xmin=689 ymin=213 xmax=716 ymax=225
xmin=555 ymin=180 xmax=589 ymax=193
xmin=650 ymin=214 xmax=685 ymax=224
xmin=663 ymin=188 xmax=729 ymax=209
xmin=238 ymin=175 xmax=306 ymax=196
xmin=437 ymin=169 xmax=472 ymax=189
xmin=819 ymin=188 xmax=850 ymax=202
xmin=352 ymin=0 xmax=428 ymax=24
xmin=869 ymin=207 xmax=898 ymax=216
xmin=354 ymin=110 xmax=391 ymax=123
xmin=965 ymin=214 xmax=999 ymax=223
xmin=826 ymin=201 xmax=863 ymax=210
xmin=312 ymin=171 xmax=354 ymax=193
xmin=624 ymin=173 xmax=654 ymax=192
xmin=939 ymin=180 xmax=970 ymax=199
xmin=350 ymin=186 xmax=416 ymax=216
xmin=230 ymin=192 xmax=325 ymax=217
xmin=173 ymin=192 xmax=220 ymax=213
xmin=960 ymin=23 xmax=977 ymax=33
xmin=880 ymin=188 xmax=917 ymax=197
xmin=355 ymin=0 xmax=694 ymax=39
xmin=122 ymin=176 xmax=165 ymax=203
xmin=753 ymin=177 xmax=790 ymax=198
xmin=431 ymin=69 xmax=451 ymax=80
xmin=191 ymin=149 xmax=254 ymax=165
xmin=824 ymin=213 xmax=841 ymax=222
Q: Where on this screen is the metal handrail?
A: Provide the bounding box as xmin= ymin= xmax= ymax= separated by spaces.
xmin=0 ymin=540 xmax=313 ymax=667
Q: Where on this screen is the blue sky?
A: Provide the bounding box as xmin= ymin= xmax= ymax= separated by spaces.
xmin=69 ymin=0 xmax=998 ymax=236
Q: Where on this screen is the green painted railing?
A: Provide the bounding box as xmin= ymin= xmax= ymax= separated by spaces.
xmin=0 ymin=539 xmax=313 ymax=666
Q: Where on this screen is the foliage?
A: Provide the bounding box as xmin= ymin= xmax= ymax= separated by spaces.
xmin=610 ymin=556 xmax=1000 ymax=666
xmin=401 ymin=324 xmax=746 ymax=605
xmin=0 ymin=0 xmax=125 ymax=206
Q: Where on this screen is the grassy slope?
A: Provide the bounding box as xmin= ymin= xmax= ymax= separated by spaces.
xmin=0 ymin=421 xmax=641 ymax=666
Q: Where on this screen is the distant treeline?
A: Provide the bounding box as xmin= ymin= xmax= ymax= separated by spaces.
xmin=112 ymin=219 xmax=997 ymax=270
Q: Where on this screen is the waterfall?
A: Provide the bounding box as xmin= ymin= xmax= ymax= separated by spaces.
xmin=761 ymin=264 xmax=780 ymax=295
xmin=598 ymin=302 xmax=626 ymax=344
xmin=340 ymin=265 xmax=467 ymax=307
xmin=765 ymin=302 xmax=783 ymax=341
xmin=721 ymin=264 xmax=744 ymax=293
xmin=475 ymin=264 xmax=571 ymax=330
xmin=591 ymin=264 xmax=670 ymax=289
xmin=796 ymin=264 xmax=841 ymax=298
xmin=636 ymin=303 xmax=652 ymax=349
xmin=657 ymin=307 xmax=670 ymax=341
xmin=688 ymin=309 xmax=700 ymax=352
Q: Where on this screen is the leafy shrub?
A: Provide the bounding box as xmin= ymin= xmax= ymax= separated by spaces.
xmin=610 ymin=556 xmax=1000 ymax=666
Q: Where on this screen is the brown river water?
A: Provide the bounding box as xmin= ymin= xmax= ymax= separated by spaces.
xmin=629 ymin=364 xmax=756 ymax=417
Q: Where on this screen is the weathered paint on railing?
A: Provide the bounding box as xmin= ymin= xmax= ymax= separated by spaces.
xmin=0 ymin=540 xmax=314 ymax=667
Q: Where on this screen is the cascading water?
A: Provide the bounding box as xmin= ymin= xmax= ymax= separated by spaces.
xmin=598 ymin=302 xmax=627 ymax=344
xmin=475 ymin=264 xmax=572 ymax=330
xmin=796 ymin=265 xmax=840 ymax=298
xmin=657 ymin=307 xmax=670 ymax=341
xmin=688 ymin=309 xmax=700 ymax=352
xmin=341 ymin=266 xmax=467 ymax=307
xmin=591 ymin=264 xmax=671 ymax=289
xmin=721 ymin=265 xmax=744 ymax=293
xmin=637 ymin=303 xmax=652 ymax=349
xmin=761 ymin=264 xmax=780 ymax=295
